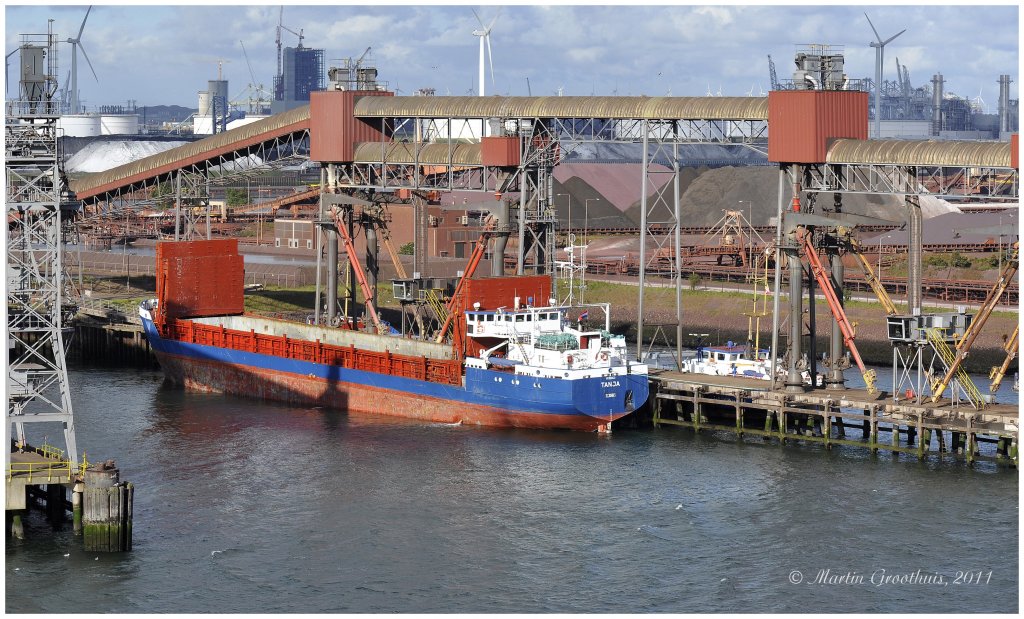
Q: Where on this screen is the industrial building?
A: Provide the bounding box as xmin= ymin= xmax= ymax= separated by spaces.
xmin=271 ymin=45 xmax=324 ymax=114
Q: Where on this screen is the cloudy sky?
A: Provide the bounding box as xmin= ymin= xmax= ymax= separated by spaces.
xmin=4 ymin=2 xmax=1019 ymax=110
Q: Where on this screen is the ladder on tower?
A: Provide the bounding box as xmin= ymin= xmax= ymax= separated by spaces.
xmin=926 ymin=328 xmax=986 ymax=409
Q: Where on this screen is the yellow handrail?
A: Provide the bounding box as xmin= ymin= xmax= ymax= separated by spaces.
xmin=926 ymin=328 xmax=985 ymax=409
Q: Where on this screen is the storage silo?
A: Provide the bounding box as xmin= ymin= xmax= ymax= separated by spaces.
xmin=208 ymin=79 xmax=229 ymax=113
xmin=57 ymin=113 xmax=101 ymax=137
xmin=99 ymin=114 xmax=140 ymax=135
xmin=198 ymin=91 xmax=212 ymax=115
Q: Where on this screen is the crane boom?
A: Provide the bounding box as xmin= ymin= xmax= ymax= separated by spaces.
xmin=849 ymin=238 xmax=899 ymax=315
xmin=931 ymin=245 xmax=1019 ymax=402
xmin=989 ymin=325 xmax=1019 ymax=393
xmin=801 ymin=231 xmax=877 ymax=393
xmin=330 ymin=208 xmax=386 ymax=334
xmin=434 ymin=218 xmax=496 ymax=344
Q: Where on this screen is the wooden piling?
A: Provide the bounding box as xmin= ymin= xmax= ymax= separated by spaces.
xmin=83 ymin=462 xmax=133 ymax=552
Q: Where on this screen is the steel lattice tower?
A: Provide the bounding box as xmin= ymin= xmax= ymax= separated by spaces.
xmin=6 ymin=27 xmax=80 ymax=469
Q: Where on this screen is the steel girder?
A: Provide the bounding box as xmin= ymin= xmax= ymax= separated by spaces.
xmin=802 ymin=163 xmax=1018 ymax=200
xmin=6 ymin=108 xmax=79 ymax=468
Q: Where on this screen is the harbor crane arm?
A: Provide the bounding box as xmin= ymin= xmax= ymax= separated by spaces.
xmin=848 ymin=237 xmax=899 ymax=315
xmin=435 ymin=217 xmax=497 ymax=344
xmin=931 ymin=244 xmax=1019 ymax=402
xmin=380 ymin=227 xmax=407 ymax=279
xmin=989 ymin=325 xmax=1018 ymax=393
xmin=800 ymin=230 xmax=877 ymax=394
xmin=330 ymin=207 xmax=386 ymax=335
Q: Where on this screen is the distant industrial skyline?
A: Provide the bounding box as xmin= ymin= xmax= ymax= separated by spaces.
xmin=4 ymin=3 xmax=1019 ymax=111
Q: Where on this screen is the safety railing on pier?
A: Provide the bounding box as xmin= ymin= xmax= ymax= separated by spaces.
xmin=7 ymin=444 xmax=90 ymax=482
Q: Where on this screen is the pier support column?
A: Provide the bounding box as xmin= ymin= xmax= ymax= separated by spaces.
xmin=907 ymin=196 xmax=923 ymax=316
xmin=826 ymin=241 xmax=846 ymax=390
xmin=10 ymin=511 xmax=25 ymax=540
xmin=365 ymin=224 xmax=378 ymax=310
xmin=72 ymin=481 xmax=84 ymax=534
xmin=326 ymin=229 xmax=339 ymax=324
xmin=83 ymin=462 xmax=133 ymax=552
xmin=785 ymin=247 xmax=805 ymax=393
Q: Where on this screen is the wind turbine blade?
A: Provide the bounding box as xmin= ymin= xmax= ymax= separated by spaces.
xmin=487 ymin=7 xmax=501 ymax=31
xmin=472 ymin=8 xmax=485 ymax=28
xmin=77 ymin=5 xmax=92 ymax=41
xmin=486 ymin=35 xmax=494 ymax=93
xmin=864 ymin=13 xmax=882 ymax=43
xmin=79 ymin=43 xmax=99 ymax=82
xmin=882 ymin=29 xmax=906 ymax=46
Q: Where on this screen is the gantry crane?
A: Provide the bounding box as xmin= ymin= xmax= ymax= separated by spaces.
xmin=931 ymin=244 xmax=1019 ymax=403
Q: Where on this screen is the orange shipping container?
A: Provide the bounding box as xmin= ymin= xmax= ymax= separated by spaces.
xmin=156 ymin=239 xmax=245 ymax=322
xmin=767 ymin=90 xmax=868 ymax=164
xmin=480 ymin=136 xmax=521 ymax=167
xmin=310 ymin=90 xmax=393 ymax=162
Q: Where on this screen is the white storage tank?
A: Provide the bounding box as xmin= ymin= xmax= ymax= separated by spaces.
xmin=99 ymin=114 xmax=140 ymax=135
xmin=197 ymin=91 xmax=211 ymax=116
xmin=57 ymin=114 xmax=101 ymax=137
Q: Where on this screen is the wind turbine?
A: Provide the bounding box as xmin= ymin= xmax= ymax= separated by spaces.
xmin=66 ymin=5 xmax=99 ymax=114
xmin=865 ymin=12 xmax=905 ymax=139
xmin=972 ymin=87 xmax=987 ymax=114
xmin=471 ymin=8 xmax=499 ymax=97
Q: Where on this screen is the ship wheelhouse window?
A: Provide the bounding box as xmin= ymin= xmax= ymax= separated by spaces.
xmin=516 ymin=315 xmax=525 ymax=322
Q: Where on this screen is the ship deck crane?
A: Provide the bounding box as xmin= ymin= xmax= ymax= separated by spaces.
xmin=931 ymin=244 xmax=1019 ymax=402
xmin=800 ymin=229 xmax=877 ymax=393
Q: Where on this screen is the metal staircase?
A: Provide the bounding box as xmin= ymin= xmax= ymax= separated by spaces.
xmin=926 ymin=328 xmax=985 ymax=409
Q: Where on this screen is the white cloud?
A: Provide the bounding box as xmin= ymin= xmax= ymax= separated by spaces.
xmin=3 ymin=4 xmax=1018 ymax=106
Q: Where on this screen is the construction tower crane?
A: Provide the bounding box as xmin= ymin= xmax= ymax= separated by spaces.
xmin=931 ymin=244 xmax=1019 ymax=402
xmin=767 ymin=54 xmax=780 ymax=91
xmin=275 ymin=6 xmax=304 ymax=100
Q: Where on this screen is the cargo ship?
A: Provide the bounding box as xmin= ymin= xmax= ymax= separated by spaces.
xmin=139 ymin=239 xmax=648 ymax=431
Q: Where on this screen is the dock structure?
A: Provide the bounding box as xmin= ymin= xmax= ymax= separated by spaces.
xmin=647 ymin=370 xmax=1019 ymax=466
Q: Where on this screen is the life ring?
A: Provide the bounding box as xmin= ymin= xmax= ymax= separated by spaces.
xmin=598 ymin=351 xmax=609 ymax=362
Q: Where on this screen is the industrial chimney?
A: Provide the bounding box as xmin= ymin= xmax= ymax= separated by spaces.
xmin=930 ymin=74 xmax=944 ymax=136
xmin=998 ymin=74 xmax=1012 ymax=135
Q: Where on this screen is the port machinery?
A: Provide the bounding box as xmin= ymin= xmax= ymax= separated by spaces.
xmin=67 ymin=83 xmax=1017 ymax=405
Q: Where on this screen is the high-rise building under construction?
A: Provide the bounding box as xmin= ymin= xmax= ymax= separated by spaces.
xmin=271 ymin=45 xmax=324 ymax=114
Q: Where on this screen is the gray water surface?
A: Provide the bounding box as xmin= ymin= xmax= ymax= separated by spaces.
xmin=5 ymin=367 xmax=1018 ymax=613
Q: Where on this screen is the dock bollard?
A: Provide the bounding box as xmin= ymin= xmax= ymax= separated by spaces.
xmin=83 ymin=461 xmax=133 ymax=552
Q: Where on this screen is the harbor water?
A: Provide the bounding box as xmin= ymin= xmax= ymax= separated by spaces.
xmin=5 ymin=366 xmax=1018 ymax=613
